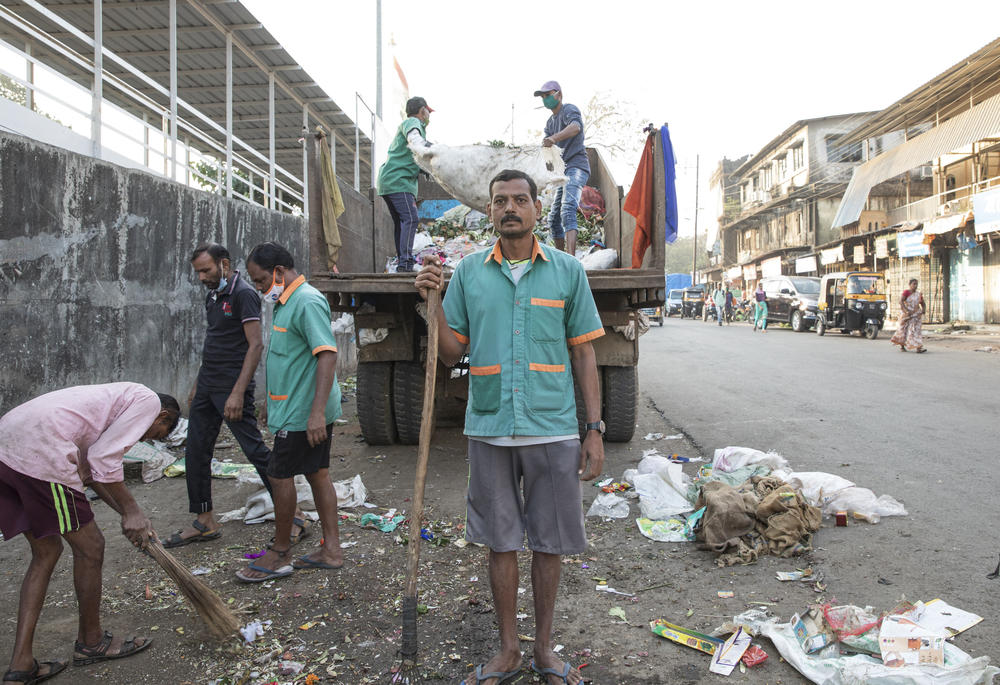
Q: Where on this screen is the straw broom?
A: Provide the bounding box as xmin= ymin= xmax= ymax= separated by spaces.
xmin=145 ymin=540 xmax=240 ymax=640
xmin=391 ymin=288 xmax=441 ymax=684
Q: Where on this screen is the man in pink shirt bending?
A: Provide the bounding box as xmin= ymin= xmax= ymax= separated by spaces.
xmin=0 ymin=383 xmax=179 ymax=684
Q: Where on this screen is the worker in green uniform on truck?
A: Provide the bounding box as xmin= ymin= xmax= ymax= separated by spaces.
xmin=376 ymin=96 xmax=433 ymax=273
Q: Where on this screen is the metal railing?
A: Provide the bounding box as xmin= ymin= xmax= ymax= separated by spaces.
xmin=885 ymin=174 xmax=1000 ymax=226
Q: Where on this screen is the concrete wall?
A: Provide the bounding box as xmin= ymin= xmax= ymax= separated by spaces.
xmin=0 ymin=131 xmax=308 ymax=411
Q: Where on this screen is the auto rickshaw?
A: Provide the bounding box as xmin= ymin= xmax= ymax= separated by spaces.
xmin=815 ymin=271 xmax=887 ymax=339
xmin=681 ymin=286 xmax=704 ymax=319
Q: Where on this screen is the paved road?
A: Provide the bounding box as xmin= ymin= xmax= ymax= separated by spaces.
xmin=638 ymin=315 xmax=1000 ymax=660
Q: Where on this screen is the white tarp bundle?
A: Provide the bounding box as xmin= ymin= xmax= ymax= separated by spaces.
xmin=410 ymin=142 xmax=567 ymax=212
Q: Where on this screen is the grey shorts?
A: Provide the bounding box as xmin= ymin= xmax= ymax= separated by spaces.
xmin=465 ymin=439 xmax=586 ymax=555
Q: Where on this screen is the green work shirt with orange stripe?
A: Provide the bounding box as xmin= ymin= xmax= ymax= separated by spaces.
xmin=265 ymin=275 xmax=341 ymax=433
xmin=443 ymin=237 xmax=604 ymax=438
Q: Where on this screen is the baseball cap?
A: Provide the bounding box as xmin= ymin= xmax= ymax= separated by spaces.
xmin=405 ymin=96 xmax=433 ymax=116
xmin=533 ymin=81 xmax=561 ymax=96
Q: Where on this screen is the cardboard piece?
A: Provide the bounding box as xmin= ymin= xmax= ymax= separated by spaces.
xmin=920 ymin=599 xmax=983 ymax=637
xmin=791 ymin=609 xmax=835 ymax=653
xmin=878 ymin=615 xmax=946 ymax=668
xmin=710 ymin=626 xmax=753 ymax=675
xmin=650 ymin=619 xmax=725 ymax=656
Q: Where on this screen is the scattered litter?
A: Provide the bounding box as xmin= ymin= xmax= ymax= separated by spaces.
xmin=791 ymin=609 xmax=836 ymax=653
xmin=879 ymin=614 xmax=946 ymax=667
xmin=609 ymin=607 xmax=627 ymax=623
xmin=717 ymin=591 xmax=735 ymax=599
xmin=595 ymin=584 xmax=634 ymax=598
xmin=239 ymin=619 xmax=271 ymax=643
xmin=340 ymin=541 xmax=358 ymax=548
xmin=918 ymin=599 xmax=983 ymax=638
xmin=123 ymin=442 xmax=177 ymax=484
xmin=586 ymin=493 xmax=630 ymax=519
xmin=300 ymin=621 xmax=317 ymax=631
xmin=333 ymin=474 xmax=369 ymax=508
xmin=650 ymin=619 xmax=724 ymax=655
xmin=974 ymin=346 xmax=996 ymax=352
xmin=278 ymin=660 xmax=305 ymax=676
xmin=635 ymin=517 xmax=689 ymax=542
xmin=360 ymin=511 xmax=405 ymax=533
xmin=776 ymin=568 xmax=813 ymax=582
xmin=190 ymin=566 xmax=212 ymax=576
xmin=243 ymin=548 xmax=266 ymax=560
xmin=741 ymin=644 xmax=768 ymax=667
xmin=710 ymin=626 xmax=752 ymax=676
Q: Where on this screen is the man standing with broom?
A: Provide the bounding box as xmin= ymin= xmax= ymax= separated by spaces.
xmin=237 ymin=242 xmax=344 ymax=582
xmin=416 ymin=169 xmax=604 ymax=685
xmin=0 ymin=383 xmax=180 ymax=683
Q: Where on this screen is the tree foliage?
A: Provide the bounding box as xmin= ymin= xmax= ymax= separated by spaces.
xmin=663 ymin=234 xmax=709 ymax=274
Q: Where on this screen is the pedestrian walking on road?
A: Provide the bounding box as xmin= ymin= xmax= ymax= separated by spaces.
xmin=890 ymin=278 xmax=927 ymax=353
xmin=713 ymin=285 xmax=726 ymax=326
xmin=724 ymin=286 xmax=734 ymax=325
xmin=416 ymin=169 xmax=604 ymax=685
xmin=753 ymin=282 xmax=768 ymax=332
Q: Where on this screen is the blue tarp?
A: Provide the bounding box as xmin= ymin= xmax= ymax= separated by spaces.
xmin=666 ymin=273 xmax=692 ymax=292
xmin=661 ymin=125 xmax=678 ymax=244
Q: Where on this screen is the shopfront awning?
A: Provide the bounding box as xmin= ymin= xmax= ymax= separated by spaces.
xmin=832 ymin=91 xmax=1000 ymax=228
xmin=923 ymin=211 xmax=972 ymax=235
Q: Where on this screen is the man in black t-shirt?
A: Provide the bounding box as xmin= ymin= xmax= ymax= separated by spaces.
xmin=164 ymin=244 xmax=307 ymax=547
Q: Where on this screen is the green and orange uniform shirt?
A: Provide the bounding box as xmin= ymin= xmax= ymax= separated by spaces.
xmin=265 ymin=275 xmax=341 ymax=433
xmin=443 ymin=237 xmax=604 ymax=438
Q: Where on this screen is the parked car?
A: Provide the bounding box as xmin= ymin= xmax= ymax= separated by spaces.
xmin=762 ymin=276 xmax=821 ymax=331
xmin=666 ymin=289 xmax=684 ymax=317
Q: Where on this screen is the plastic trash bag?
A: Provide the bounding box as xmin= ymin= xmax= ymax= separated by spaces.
xmin=786 ymin=472 xmax=856 ymax=506
xmin=633 ymin=472 xmax=693 ymax=520
xmin=587 ymin=492 xmax=630 ymax=518
xmin=333 ymin=474 xmax=369 ymax=508
xmin=712 ymin=446 xmax=789 ymax=473
xmin=821 ymin=487 xmax=907 ymax=523
xmin=579 ymin=248 xmax=618 ymax=271
xmin=759 ymin=619 xmax=998 ymax=685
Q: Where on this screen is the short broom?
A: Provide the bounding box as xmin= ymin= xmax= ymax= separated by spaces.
xmin=391 ymin=288 xmax=441 ymax=683
xmin=145 ymin=540 xmax=241 ymax=640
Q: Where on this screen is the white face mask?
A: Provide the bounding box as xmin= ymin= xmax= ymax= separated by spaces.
xmin=263 ymin=270 xmax=285 ymax=304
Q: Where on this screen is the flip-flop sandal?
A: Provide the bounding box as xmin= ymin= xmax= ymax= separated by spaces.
xmin=235 ymin=563 xmax=295 ymax=583
xmin=3 ymin=659 xmax=66 ymax=684
xmin=269 ymin=517 xmax=311 ymax=548
xmin=529 ymin=660 xmax=575 ymax=684
xmin=73 ymin=631 xmax=152 ymax=666
xmin=291 ymin=555 xmax=344 ymax=570
xmin=458 ymin=664 xmax=522 ymax=684
xmin=162 ymin=520 xmax=222 ymax=549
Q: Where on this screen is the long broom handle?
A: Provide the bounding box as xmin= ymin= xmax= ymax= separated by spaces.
xmin=400 ymin=287 xmax=440 ymax=659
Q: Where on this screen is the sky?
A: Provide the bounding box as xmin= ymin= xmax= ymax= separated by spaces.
xmin=241 ymin=0 xmax=999 ymax=238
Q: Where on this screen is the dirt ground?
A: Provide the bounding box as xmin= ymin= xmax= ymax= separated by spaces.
xmin=0 ymin=372 xmax=992 ymax=684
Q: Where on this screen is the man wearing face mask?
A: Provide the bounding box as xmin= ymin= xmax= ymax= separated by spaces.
xmin=377 ymin=96 xmax=433 ymax=273
xmin=237 ymin=242 xmax=344 ymax=582
xmin=536 ymin=81 xmax=590 ymax=256
xmin=166 ymin=244 xmax=309 ymax=548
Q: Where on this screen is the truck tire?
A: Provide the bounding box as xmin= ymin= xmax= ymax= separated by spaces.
xmin=357 ymin=362 xmax=397 ymax=445
xmin=393 ymin=361 xmax=426 ymax=445
xmin=602 ymin=366 xmax=637 ymax=443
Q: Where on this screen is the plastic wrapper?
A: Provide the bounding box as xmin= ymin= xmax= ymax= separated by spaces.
xmin=820 ymin=486 xmax=907 ymax=523
xmin=586 ymin=492 xmax=630 ymax=518
xmin=712 ymin=446 xmax=789 ymax=473
xmin=632 ymin=471 xmax=693 ymax=520
xmin=635 ymin=517 xmax=689 ymax=542
xmin=741 ymin=644 xmax=768 ymax=667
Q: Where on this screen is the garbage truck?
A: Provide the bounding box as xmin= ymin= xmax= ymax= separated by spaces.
xmin=303 ymin=131 xmax=668 ymax=445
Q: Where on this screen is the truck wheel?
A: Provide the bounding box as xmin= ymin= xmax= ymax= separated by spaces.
xmin=816 ymin=317 xmax=826 ymax=336
xmin=602 ymin=366 xmax=637 ymax=443
xmin=393 ymin=361 xmax=427 ymax=445
xmin=357 ymin=362 xmax=397 ymax=445
xmin=791 ymin=310 xmax=805 ymax=332
xmin=865 ymin=323 xmax=879 ymax=340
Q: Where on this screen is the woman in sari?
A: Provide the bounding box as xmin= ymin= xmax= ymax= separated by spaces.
xmin=890 ymin=278 xmax=926 ymax=353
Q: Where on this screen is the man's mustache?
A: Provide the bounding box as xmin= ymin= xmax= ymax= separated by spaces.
xmin=500 ymin=214 xmax=522 ymax=224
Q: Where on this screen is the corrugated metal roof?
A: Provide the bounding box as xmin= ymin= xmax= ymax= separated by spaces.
xmin=0 ymin=0 xmax=372 ymax=181
xmin=840 ymin=38 xmax=1000 ymax=146
xmin=832 ymin=90 xmax=1000 ymax=228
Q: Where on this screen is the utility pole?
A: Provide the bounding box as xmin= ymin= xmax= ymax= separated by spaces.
xmin=511 ymin=103 xmax=515 ymax=146
xmin=375 ymin=0 xmax=383 ymax=119
xmin=692 ymin=154 xmax=700 ymax=280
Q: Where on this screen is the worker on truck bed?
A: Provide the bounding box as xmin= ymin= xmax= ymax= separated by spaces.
xmin=376 ymin=96 xmax=433 ymax=273
xmin=0 ymin=383 xmax=180 ymax=683
xmin=536 ymin=80 xmax=590 ymax=257
xmin=416 ymin=169 xmax=603 ymax=685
